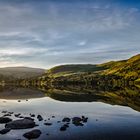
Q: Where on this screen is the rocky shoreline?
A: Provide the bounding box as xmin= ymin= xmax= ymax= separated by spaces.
xmin=0 ymin=110 xmax=88 ymax=139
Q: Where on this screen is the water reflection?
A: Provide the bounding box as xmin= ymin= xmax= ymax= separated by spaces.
xmin=0 ymin=85 xmax=140 ymax=112
xmin=0 ymin=86 xmax=45 ymax=100
xmin=41 ymin=85 xmax=140 ymax=112
xmin=0 ymin=85 xmax=140 ymax=140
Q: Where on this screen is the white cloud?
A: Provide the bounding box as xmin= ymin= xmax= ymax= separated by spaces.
xmin=0 ymin=1 xmax=139 ymax=68
xmin=0 ymin=47 xmax=48 ymax=56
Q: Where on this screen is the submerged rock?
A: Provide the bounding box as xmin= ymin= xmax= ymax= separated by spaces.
xmin=62 ymin=117 xmax=71 ymax=122
xmin=2 ymin=111 xmax=7 ymax=114
xmin=30 ymin=114 xmax=35 ymax=117
xmin=44 ymin=123 xmax=52 ymax=126
xmin=82 ymin=116 xmax=88 ymax=123
xmin=63 ymin=124 xmax=69 ymax=128
xmin=5 ymin=118 xmax=36 ymax=129
xmin=23 ymin=129 xmax=41 ymax=139
xmin=0 ymin=128 xmax=11 ymax=134
xmin=24 ymin=117 xmax=34 ymax=121
xmin=3 ymin=114 xmax=12 ymax=117
xmin=0 ymin=117 xmax=12 ymax=124
xmin=37 ymin=115 xmax=43 ymax=121
xmin=14 ymin=113 xmax=21 ymax=118
xmin=60 ymin=126 xmax=67 ymax=131
xmin=72 ymin=117 xmax=84 ymax=126
xmin=60 ymin=124 xmax=69 ymax=131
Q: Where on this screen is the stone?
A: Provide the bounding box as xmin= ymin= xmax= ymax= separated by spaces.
xmin=30 ymin=114 xmax=35 ymax=117
xmin=82 ymin=116 xmax=88 ymax=123
xmin=60 ymin=126 xmax=67 ymax=131
xmin=24 ymin=117 xmax=34 ymax=121
xmin=23 ymin=129 xmax=41 ymax=139
xmin=2 ymin=111 xmax=7 ymax=113
xmin=0 ymin=128 xmax=11 ymax=134
xmin=5 ymin=118 xmax=36 ymax=129
xmin=44 ymin=123 xmax=52 ymax=126
xmin=3 ymin=114 xmax=11 ymax=117
xmin=0 ymin=117 xmax=12 ymax=124
xmin=72 ymin=117 xmax=84 ymax=126
xmin=14 ymin=113 xmax=21 ymax=118
xmin=62 ymin=117 xmax=71 ymax=122
xmin=60 ymin=124 xmax=69 ymax=131
xmin=37 ymin=115 xmax=43 ymax=121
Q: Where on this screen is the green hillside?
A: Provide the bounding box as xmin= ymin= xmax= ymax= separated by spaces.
xmin=18 ymin=54 xmax=140 ymax=87
xmin=46 ymin=54 xmax=140 ymax=79
xmin=41 ymin=54 xmax=140 ymax=86
xmin=47 ymin=64 xmax=106 ymax=77
xmin=102 ymin=54 xmax=140 ymax=79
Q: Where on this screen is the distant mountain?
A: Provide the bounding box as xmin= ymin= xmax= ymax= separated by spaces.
xmin=0 ymin=67 xmax=45 ymax=79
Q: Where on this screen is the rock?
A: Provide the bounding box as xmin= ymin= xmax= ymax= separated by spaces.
xmin=37 ymin=115 xmax=43 ymax=121
xmin=2 ymin=111 xmax=7 ymax=113
xmin=15 ymin=113 xmax=21 ymax=118
xmin=74 ymin=122 xmax=84 ymax=126
xmin=60 ymin=126 xmax=67 ymax=131
xmin=18 ymin=100 xmax=21 ymax=102
xmin=8 ymin=112 xmax=14 ymax=114
xmin=72 ymin=117 xmax=84 ymax=126
xmin=62 ymin=117 xmax=71 ymax=122
xmin=24 ymin=117 xmax=34 ymax=121
xmin=0 ymin=128 xmax=11 ymax=134
xmin=23 ymin=129 xmax=41 ymax=139
xmin=52 ymin=116 xmax=55 ymax=118
xmin=72 ymin=117 xmax=82 ymax=123
xmin=63 ymin=124 xmax=69 ymax=128
xmin=0 ymin=117 xmax=12 ymax=124
xmin=57 ymin=121 xmax=61 ymax=123
xmin=44 ymin=123 xmax=52 ymax=126
xmin=82 ymin=116 xmax=88 ymax=123
xmin=60 ymin=124 xmax=69 ymax=131
xmin=19 ymin=116 xmax=24 ymax=118
xmin=5 ymin=118 xmax=36 ymax=129
xmin=30 ymin=114 xmax=35 ymax=117
xmin=3 ymin=114 xmax=11 ymax=117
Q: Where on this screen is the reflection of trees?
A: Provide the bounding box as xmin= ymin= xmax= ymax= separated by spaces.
xmin=37 ymin=85 xmax=140 ymax=112
xmin=0 ymin=86 xmax=45 ymax=100
xmin=0 ymin=84 xmax=140 ymax=112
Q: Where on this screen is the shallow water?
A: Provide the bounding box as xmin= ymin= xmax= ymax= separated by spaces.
xmin=0 ymin=86 xmax=140 ymax=140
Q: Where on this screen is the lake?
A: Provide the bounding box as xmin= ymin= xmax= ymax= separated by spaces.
xmin=0 ymin=86 xmax=140 ymax=140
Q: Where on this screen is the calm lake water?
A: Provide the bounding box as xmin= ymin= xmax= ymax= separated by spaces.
xmin=0 ymin=86 xmax=140 ymax=140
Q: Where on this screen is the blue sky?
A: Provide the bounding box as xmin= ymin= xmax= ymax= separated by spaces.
xmin=0 ymin=0 xmax=140 ymax=68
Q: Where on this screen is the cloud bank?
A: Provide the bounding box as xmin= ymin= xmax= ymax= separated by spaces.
xmin=0 ymin=0 xmax=139 ymax=68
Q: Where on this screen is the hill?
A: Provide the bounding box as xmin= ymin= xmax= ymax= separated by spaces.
xmin=102 ymin=54 xmax=140 ymax=79
xmin=0 ymin=67 xmax=45 ymax=80
xmin=41 ymin=54 xmax=140 ymax=86
xmin=47 ymin=64 xmax=106 ymax=77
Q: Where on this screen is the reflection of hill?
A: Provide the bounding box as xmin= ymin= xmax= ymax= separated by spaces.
xmin=0 ymin=85 xmax=140 ymax=112
xmin=0 ymin=87 xmax=46 ymax=100
xmin=42 ymin=85 xmax=140 ymax=112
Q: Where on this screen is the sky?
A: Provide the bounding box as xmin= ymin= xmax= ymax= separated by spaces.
xmin=0 ymin=0 xmax=140 ymax=68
